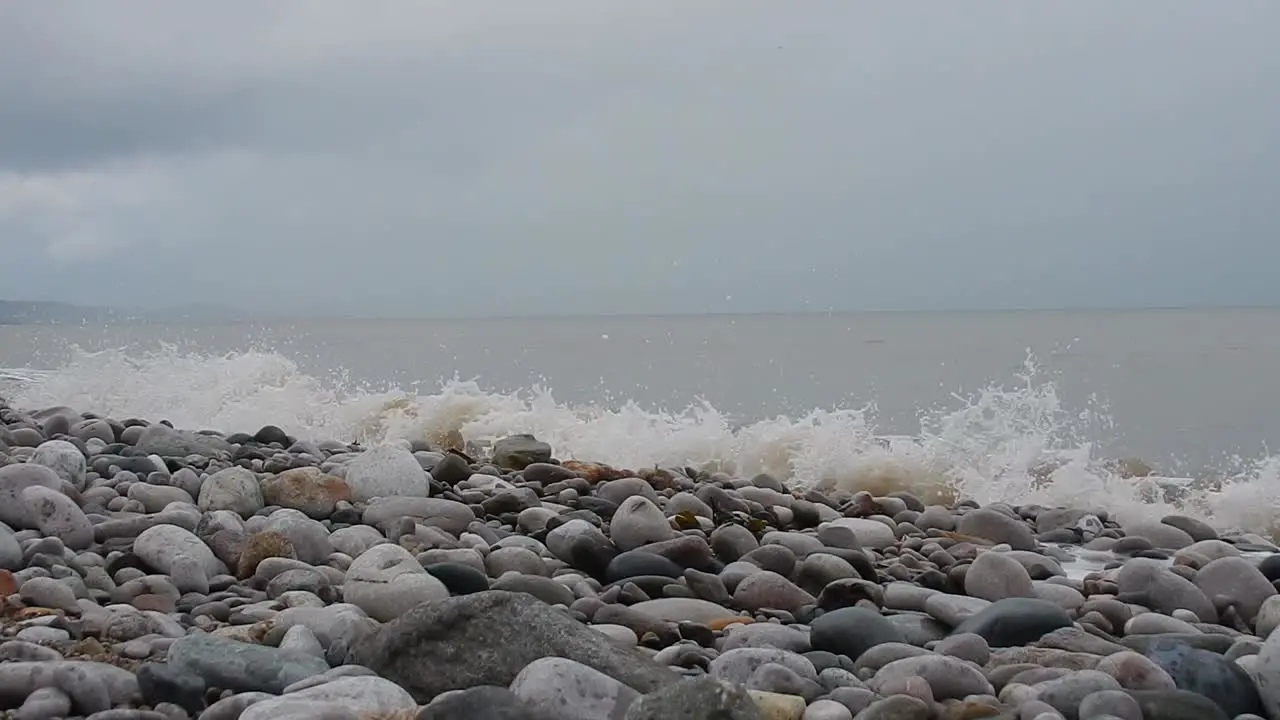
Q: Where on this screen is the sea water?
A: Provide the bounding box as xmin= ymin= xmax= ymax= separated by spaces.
xmin=2 ymin=308 xmax=1278 ymax=542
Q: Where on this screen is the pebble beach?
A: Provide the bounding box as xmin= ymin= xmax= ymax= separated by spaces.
xmin=4 ymin=397 xmax=1280 ymax=720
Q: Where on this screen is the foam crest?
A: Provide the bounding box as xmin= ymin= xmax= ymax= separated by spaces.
xmin=6 ymin=346 xmax=1280 ymax=538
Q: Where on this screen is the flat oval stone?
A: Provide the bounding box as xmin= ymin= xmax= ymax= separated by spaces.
xmin=951 ymin=597 xmax=1072 ymax=647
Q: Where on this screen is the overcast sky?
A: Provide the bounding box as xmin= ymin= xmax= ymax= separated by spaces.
xmin=1 ymin=2 xmax=1278 ymax=317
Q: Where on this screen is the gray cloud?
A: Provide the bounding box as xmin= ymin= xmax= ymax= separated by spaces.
xmin=2 ymin=2 xmax=1278 ymax=315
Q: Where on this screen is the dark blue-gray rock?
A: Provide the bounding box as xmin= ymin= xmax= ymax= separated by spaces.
xmin=417 ymin=686 xmax=555 ymax=720
xmin=1258 ymin=553 xmax=1280 ymax=582
xmin=253 ymin=425 xmax=291 ymax=446
xmin=522 ymin=462 xmax=578 ymax=484
xmin=426 ymin=562 xmax=491 ymax=595
xmin=951 ymin=597 xmax=1072 ymax=647
xmin=166 ymin=632 xmax=329 ymax=694
xmin=1142 ymin=639 xmax=1263 ymax=718
xmin=348 ymin=591 xmax=679 ymax=702
xmin=809 ymin=606 xmax=906 ymax=662
xmin=431 ymin=453 xmax=473 ymax=486
xmin=491 ymin=435 xmax=552 ymax=470
xmin=607 ymin=551 xmax=685 ymax=582
xmin=1124 ymin=689 xmax=1229 ymax=720
xmin=804 ymin=651 xmax=855 ymax=675
xmin=624 ymin=676 xmax=764 ymax=719
xmin=136 ymin=662 xmax=206 ymax=715
xmin=567 ymin=534 xmax=618 ymax=578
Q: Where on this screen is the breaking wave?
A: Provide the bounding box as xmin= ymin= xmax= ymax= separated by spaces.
xmin=4 ymin=346 xmax=1279 ymax=538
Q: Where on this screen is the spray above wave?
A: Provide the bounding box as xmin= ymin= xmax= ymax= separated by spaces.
xmin=5 ymin=345 xmax=1280 ymax=537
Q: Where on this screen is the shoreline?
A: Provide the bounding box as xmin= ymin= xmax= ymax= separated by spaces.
xmin=2 ymin=400 xmax=1280 ymax=719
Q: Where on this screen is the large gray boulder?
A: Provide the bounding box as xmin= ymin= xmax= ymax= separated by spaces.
xmin=166 ymin=633 xmax=329 ymax=695
xmin=347 ymin=590 xmax=679 ymax=702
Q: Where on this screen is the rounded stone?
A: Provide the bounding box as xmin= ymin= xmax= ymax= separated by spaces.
xmin=1115 ymin=558 xmax=1216 ymax=622
xmin=343 ymin=444 xmax=431 ymax=502
xmin=134 ymin=524 xmax=222 ymax=594
xmin=260 ymin=509 xmax=333 ymax=565
xmin=19 ymin=485 xmax=94 ymax=550
xmin=261 ymin=467 xmax=351 ymax=519
xmin=819 ymin=519 xmax=895 ymax=550
xmin=869 ymin=654 xmax=994 ymax=701
xmin=1078 ymin=689 xmax=1143 ymax=720
xmin=30 ymin=440 xmax=88 ymax=490
xmin=1122 ymin=521 xmax=1195 ymax=549
xmin=951 ymin=597 xmax=1072 ymax=647
xmin=933 ymin=632 xmax=990 ymax=665
xmin=955 ymin=508 xmax=1035 ymax=550
xmin=17 ymin=576 xmax=79 ymax=612
xmin=809 ymin=606 xmax=907 ymax=662
xmin=198 ymin=466 xmax=264 ymax=517
xmin=425 ymin=562 xmax=490 ymax=595
xmin=732 ymin=570 xmax=816 ymax=613
xmin=964 ymin=550 xmax=1035 ymax=602
xmin=485 ymin=546 xmax=547 ymax=577
xmin=1094 ymin=651 xmax=1177 ymax=691
xmin=235 ymin=527 xmax=294 ymax=576
xmin=510 ymin=656 xmax=639 ymax=720
xmin=1145 ymin=638 xmax=1264 ymax=718
xmin=0 ymin=464 xmax=63 ymax=529
xmin=343 ymin=544 xmax=449 ymax=622
xmin=1033 ymin=670 xmax=1122 ymax=719
xmin=803 ymin=699 xmax=854 ymax=720
xmin=610 ymin=496 xmax=676 ymax=551
xmin=708 ymin=648 xmax=817 ymax=686
xmin=1192 ymin=556 xmax=1276 ymax=624
xmin=606 ymin=551 xmax=685 ymax=583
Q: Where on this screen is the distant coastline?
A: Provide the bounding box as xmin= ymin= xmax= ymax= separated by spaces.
xmin=3 ymin=299 xmax=1277 ymax=326
xmin=0 ymin=300 xmax=261 ymax=325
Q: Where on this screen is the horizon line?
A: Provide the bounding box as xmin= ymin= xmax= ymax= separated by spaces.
xmin=5 ymin=299 xmax=1280 ymax=324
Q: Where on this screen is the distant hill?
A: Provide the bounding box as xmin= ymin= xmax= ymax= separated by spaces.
xmin=0 ymin=300 xmax=268 ymax=325
xmin=0 ymin=300 xmax=120 ymax=325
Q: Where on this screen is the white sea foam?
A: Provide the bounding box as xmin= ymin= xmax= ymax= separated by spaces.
xmin=4 ymin=346 xmax=1279 ymax=539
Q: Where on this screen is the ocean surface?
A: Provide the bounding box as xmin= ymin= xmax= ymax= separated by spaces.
xmin=2 ymin=308 xmax=1279 ymax=536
